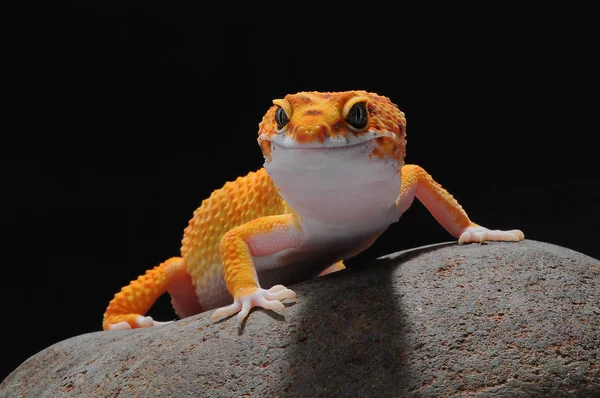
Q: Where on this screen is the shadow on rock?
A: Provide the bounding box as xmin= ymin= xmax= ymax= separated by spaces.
xmin=282 ymin=242 xmax=456 ymax=397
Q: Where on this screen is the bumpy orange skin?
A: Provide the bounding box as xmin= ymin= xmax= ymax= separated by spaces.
xmin=218 ymin=213 xmax=301 ymax=299
xmin=103 ymin=169 xmax=290 ymax=329
xmin=258 ymin=91 xmax=407 ymax=163
xmin=181 ymin=169 xmax=291 ymax=302
xmin=400 ymin=165 xmax=476 ymax=238
xmin=103 ymin=257 xmax=188 ymax=330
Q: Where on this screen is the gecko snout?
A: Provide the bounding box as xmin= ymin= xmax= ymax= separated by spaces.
xmin=292 ymin=124 xmax=329 ymax=144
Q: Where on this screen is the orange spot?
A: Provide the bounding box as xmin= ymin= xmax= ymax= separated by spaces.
xmin=303 ymin=109 xmax=324 ymax=116
xmin=371 ymin=136 xmax=404 ymax=161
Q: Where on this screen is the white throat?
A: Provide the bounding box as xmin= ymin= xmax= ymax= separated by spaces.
xmin=264 ymin=140 xmax=401 ymax=226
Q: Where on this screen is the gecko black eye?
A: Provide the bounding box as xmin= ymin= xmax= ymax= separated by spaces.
xmin=275 ymin=106 xmax=290 ymax=130
xmin=345 ymin=102 xmax=368 ymax=129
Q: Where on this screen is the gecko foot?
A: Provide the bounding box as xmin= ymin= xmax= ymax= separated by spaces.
xmin=107 ymin=315 xmax=174 ymax=330
xmin=211 ymin=285 xmax=297 ymax=325
xmin=458 ymin=225 xmax=525 ymax=245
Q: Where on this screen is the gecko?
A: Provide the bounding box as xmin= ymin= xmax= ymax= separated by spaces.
xmin=103 ymin=90 xmax=524 ymax=330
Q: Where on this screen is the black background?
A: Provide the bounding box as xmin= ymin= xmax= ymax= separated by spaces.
xmin=4 ymin=3 xmax=598 ymax=381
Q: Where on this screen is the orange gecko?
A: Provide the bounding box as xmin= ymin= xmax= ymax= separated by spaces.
xmin=103 ymin=91 xmax=524 ymax=330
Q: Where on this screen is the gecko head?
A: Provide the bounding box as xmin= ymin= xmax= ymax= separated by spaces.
xmin=257 ymin=90 xmax=407 ymax=165
xmin=257 ymin=91 xmax=407 ymax=225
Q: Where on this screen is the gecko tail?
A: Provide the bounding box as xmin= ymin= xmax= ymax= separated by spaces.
xmin=102 ymin=257 xmax=201 ymax=330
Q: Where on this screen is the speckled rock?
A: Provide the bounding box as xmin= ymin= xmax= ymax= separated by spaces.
xmin=2 ymin=240 xmax=599 ymax=397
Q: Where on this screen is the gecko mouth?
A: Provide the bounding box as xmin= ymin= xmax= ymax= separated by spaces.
xmin=266 ymin=135 xmax=391 ymax=173
xmin=271 ymin=140 xmax=369 ymax=151
xmin=264 ymin=130 xmax=394 ymax=150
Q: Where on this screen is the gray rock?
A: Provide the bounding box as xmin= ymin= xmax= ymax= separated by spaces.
xmin=2 ymin=240 xmax=599 ymax=397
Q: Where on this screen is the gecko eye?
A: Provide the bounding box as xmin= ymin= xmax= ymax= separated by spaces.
xmin=345 ymin=102 xmax=368 ymax=129
xmin=275 ymin=106 xmax=290 ymax=130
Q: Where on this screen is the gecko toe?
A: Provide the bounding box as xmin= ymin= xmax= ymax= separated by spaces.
xmin=107 ymin=321 xmax=133 ymax=331
xmin=213 ymin=285 xmax=296 ymax=325
xmin=212 ymin=302 xmax=242 ymax=321
xmin=265 ymin=287 xmax=296 ymax=301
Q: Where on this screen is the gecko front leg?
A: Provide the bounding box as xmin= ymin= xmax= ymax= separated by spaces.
xmin=397 ymin=164 xmax=524 ymax=244
xmin=212 ymin=213 xmax=304 ymax=324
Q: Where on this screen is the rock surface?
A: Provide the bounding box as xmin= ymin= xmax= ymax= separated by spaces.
xmin=2 ymin=240 xmax=599 ymax=397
